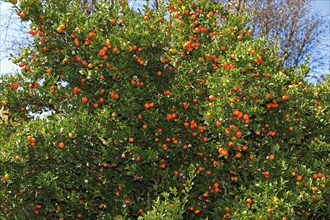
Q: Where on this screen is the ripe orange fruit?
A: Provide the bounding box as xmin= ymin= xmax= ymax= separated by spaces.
xmin=1 ymin=100 xmax=8 ymax=106
xmin=19 ymin=11 xmax=26 ymax=18
xmin=88 ymin=31 xmax=95 ymax=38
xmin=218 ymin=147 xmax=228 ymax=156
xmin=203 ymin=192 xmax=209 ymax=198
xmin=18 ymin=61 xmax=25 ymax=67
xmin=194 ymin=209 xmax=201 ymax=215
xmin=246 ymin=198 xmax=252 ymax=203
xmin=110 ymin=18 xmax=116 ymax=24
xmin=269 ymin=154 xmax=275 ymax=161
xmin=242 ymin=145 xmax=248 ymax=151
xmin=58 ymin=142 xmax=65 ymax=149
xmin=128 ymin=137 xmax=135 ymax=143
xmin=57 ymin=27 xmax=64 ymax=33
xmin=35 ymin=204 xmax=42 ymax=209
xmin=227 ymin=141 xmax=234 ymax=147
xmin=81 ymin=97 xmax=88 ymax=103
xmin=209 ymin=95 xmax=215 ymax=101
xmin=30 ymin=137 xmax=36 ymax=143
xmin=243 ymin=114 xmax=249 ymax=120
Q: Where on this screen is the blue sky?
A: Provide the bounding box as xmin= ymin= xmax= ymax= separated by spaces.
xmin=310 ymin=0 xmax=330 ymax=79
xmin=1 ymin=0 xmax=329 ymax=78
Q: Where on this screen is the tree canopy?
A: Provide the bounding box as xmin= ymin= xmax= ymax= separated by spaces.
xmin=0 ymin=0 xmax=329 ymax=219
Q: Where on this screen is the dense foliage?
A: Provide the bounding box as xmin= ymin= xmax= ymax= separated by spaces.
xmin=1 ymin=0 xmax=329 ymax=219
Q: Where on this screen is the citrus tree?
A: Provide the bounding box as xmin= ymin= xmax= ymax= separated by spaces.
xmin=1 ymin=0 xmax=329 ymax=219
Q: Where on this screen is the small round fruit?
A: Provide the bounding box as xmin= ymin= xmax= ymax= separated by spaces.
xmin=82 ymin=97 xmax=88 ymax=103
xmin=58 ymin=142 xmax=65 ymax=149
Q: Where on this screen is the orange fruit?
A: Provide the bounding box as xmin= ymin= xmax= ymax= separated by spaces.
xmin=246 ymin=198 xmax=252 ymax=203
xmin=218 ymin=148 xmax=228 ymax=156
xmin=18 ymin=61 xmax=25 ymax=67
xmin=88 ymin=31 xmax=95 ymax=38
xmin=2 ymin=100 xmax=8 ymax=106
xmin=57 ymin=27 xmax=64 ymax=33
xmin=81 ymin=97 xmax=88 ymax=103
xmin=58 ymin=142 xmax=65 ymax=149
xmin=194 ymin=209 xmax=201 ymax=215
